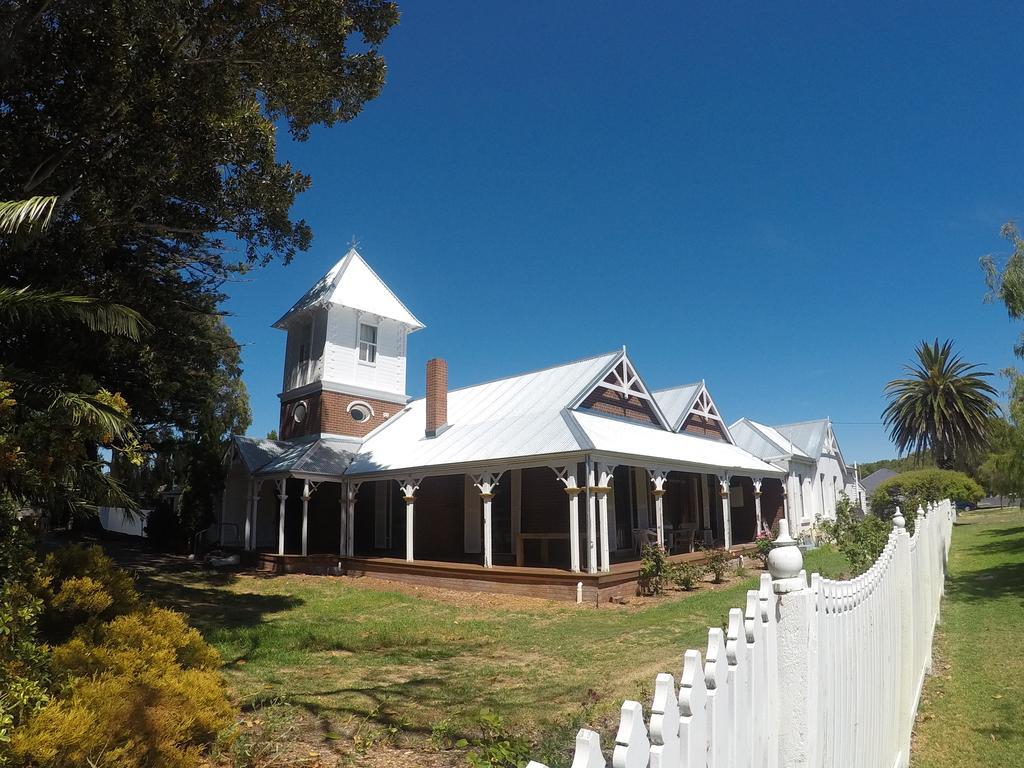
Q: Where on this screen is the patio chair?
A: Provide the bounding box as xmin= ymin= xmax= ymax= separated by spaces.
xmin=671 ymin=526 xmax=696 ymax=554
xmin=633 ymin=527 xmax=659 ymax=553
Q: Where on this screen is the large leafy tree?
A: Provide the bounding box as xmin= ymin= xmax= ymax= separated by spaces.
xmin=882 ymin=339 xmax=998 ymax=469
xmin=1 ymin=1 xmax=399 ymax=512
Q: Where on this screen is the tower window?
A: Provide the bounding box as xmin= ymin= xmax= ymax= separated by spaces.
xmin=358 ymin=323 xmax=378 ymax=364
xmin=347 ymin=400 xmax=374 ymax=423
xmin=297 ymin=321 xmax=313 ymax=363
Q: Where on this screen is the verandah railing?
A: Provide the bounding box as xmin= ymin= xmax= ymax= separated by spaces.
xmin=527 ymin=500 xmax=955 ymax=768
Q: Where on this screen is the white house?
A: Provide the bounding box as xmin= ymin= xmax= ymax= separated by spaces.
xmin=729 ymin=417 xmax=857 ymax=535
xmin=217 ymin=249 xmax=788 ymax=598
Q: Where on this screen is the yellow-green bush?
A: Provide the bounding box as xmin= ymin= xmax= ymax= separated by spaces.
xmin=5 ymin=545 xmax=235 ymax=768
xmin=11 ymin=606 xmax=232 ymax=768
xmin=51 ymin=606 xmax=220 ymax=678
xmin=40 ymin=545 xmax=139 ymax=641
xmin=10 ymin=667 xmax=232 ymax=768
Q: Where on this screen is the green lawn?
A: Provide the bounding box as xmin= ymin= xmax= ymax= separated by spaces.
xmin=912 ymin=507 xmax=1024 ymax=767
xmin=131 ymin=547 xmax=847 ymax=766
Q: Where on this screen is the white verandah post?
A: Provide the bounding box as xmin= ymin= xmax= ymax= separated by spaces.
xmin=648 ymin=469 xmax=668 ymax=550
xmin=249 ymin=479 xmax=263 ymax=551
xmin=398 ymin=478 xmax=421 ymax=562
xmin=275 ymin=478 xmax=288 ymax=555
xmin=300 ymin=480 xmax=318 ymax=557
xmin=596 ymin=463 xmax=616 ymax=573
xmin=752 ymin=476 xmax=764 ymax=534
xmin=718 ymin=473 xmax=733 ymax=549
xmin=552 ymin=466 xmax=582 ymax=573
xmin=244 ymin=479 xmax=254 ymax=550
xmin=473 ymin=472 xmax=504 ymax=569
xmin=585 ymin=458 xmax=598 ymax=574
xmin=340 ymin=481 xmax=359 ymax=557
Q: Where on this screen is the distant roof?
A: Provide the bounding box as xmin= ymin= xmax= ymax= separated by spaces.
xmin=347 ymin=350 xmax=620 ymax=474
xmin=729 ymin=418 xmax=812 ymax=461
xmin=861 ymin=467 xmax=899 ymax=493
xmin=272 ymin=248 xmax=424 ymax=330
xmin=651 ymin=382 xmax=701 ymax=429
xmin=232 ymin=435 xmax=361 ymax=479
xmin=774 ymin=419 xmax=831 ymax=459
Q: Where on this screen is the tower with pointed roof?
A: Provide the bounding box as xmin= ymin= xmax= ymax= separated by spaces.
xmin=273 ymin=248 xmax=424 ymax=441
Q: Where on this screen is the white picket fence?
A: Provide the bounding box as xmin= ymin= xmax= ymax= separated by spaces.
xmin=527 ymin=500 xmax=955 ymax=768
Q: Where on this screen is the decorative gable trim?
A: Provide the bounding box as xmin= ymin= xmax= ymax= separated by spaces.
xmin=678 ymin=383 xmax=733 ymax=443
xmin=571 ymin=351 xmax=671 ymax=430
xmin=822 ymin=424 xmax=838 ymax=456
xmin=820 ymin=422 xmax=848 ymax=476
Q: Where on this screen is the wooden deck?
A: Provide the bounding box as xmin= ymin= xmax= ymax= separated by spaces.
xmin=252 ymin=543 xmax=759 ymax=604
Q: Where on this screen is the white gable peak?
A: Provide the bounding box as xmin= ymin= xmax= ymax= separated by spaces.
xmin=274 ymin=248 xmax=424 ymax=331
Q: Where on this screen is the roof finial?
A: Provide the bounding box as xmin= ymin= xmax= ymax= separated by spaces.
xmin=348 ymin=234 xmax=360 ymax=251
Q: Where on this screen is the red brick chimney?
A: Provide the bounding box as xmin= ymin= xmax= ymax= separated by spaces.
xmin=425 ymin=358 xmax=448 ymax=437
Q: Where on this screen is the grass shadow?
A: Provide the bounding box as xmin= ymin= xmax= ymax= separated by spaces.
xmin=132 ymin=572 xmax=305 ymax=635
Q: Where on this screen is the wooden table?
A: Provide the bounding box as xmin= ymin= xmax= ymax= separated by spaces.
xmin=515 ymin=532 xmax=570 ymax=566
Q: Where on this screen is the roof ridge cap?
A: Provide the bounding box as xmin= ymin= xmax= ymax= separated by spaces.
xmin=435 ymin=349 xmax=623 ymax=396
xmin=651 ymin=380 xmax=702 ymax=394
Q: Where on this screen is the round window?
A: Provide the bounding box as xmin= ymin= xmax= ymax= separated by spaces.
xmin=350 ymin=405 xmax=369 ymax=422
xmin=292 ymin=401 xmax=308 ymax=423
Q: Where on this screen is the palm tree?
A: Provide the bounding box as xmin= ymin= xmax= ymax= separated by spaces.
xmin=1 ymin=196 xmax=149 ymax=511
xmin=882 ymin=339 xmax=998 ymax=468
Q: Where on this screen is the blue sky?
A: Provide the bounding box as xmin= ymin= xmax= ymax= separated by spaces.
xmin=222 ymin=2 xmax=1024 ymax=463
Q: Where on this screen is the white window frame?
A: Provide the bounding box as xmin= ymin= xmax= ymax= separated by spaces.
xmin=358 ymin=322 xmax=378 ymax=365
xmin=347 ymin=400 xmax=375 ymax=423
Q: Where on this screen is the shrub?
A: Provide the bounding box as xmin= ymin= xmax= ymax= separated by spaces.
xmin=868 ymin=468 xmax=982 ymax=528
xmin=754 ymin=530 xmax=774 ymax=567
xmin=10 ymin=667 xmax=232 ymax=768
xmin=0 ymin=507 xmax=50 ymax=754
xmin=39 ymin=545 xmax=139 ymax=642
xmin=11 ymin=606 xmax=231 ymax=768
xmin=704 ymin=548 xmax=731 ymax=584
xmin=6 ymin=544 xmax=234 ymax=768
xmin=821 ymin=495 xmax=890 ymax=576
xmin=672 ymin=562 xmax=704 ymax=591
xmin=637 ymin=544 xmax=670 ymax=596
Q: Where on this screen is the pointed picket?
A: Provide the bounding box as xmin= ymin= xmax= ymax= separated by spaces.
xmin=613 ymin=700 xmax=650 ymax=768
xmin=678 ymin=649 xmax=708 ymax=768
xmin=650 ymin=672 xmax=681 ymax=768
xmin=570 ymin=728 xmax=607 ymax=768
xmin=704 ymin=628 xmax=731 ymax=767
xmin=727 ymin=606 xmax=753 ymax=768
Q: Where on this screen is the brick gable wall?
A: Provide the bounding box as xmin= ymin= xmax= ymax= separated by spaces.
xmin=681 ymin=413 xmax=728 ymax=441
xmin=580 ymin=385 xmax=660 ymax=426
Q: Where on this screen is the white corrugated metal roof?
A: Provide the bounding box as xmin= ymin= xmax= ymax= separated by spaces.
xmin=652 ymin=382 xmax=701 ymax=429
xmin=730 ymin=418 xmax=812 ymax=460
xmin=346 ymin=351 xmax=620 ymax=474
xmin=572 ymin=411 xmax=784 ymax=476
xmin=273 ymin=248 xmax=424 ymax=330
xmin=774 ymin=419 xmax=829 ymax=459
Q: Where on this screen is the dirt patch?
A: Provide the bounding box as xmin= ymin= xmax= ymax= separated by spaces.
xmin=326 ymin=574 xmax=573 ymax=613
xmin=599 ymin=566 xmax=768 ymax=610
